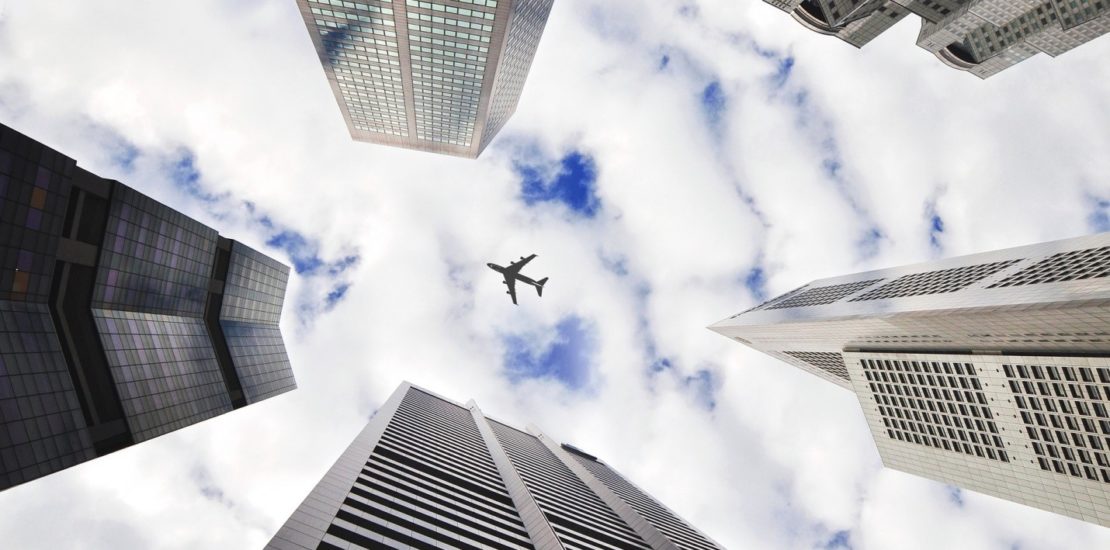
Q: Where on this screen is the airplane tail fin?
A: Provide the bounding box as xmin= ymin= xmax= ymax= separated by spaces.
xmin=535 ymin=277 xmax=548 ymax=297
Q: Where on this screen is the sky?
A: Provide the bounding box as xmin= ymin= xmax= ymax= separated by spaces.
xmin=1 ymin=1 xmax=1110 ymax=548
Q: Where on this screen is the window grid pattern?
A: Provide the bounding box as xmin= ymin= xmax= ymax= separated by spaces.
xmin=734 ymin=284 xmax=808 ymax=316
xmin=92 ymin=310 xmax=231 ymax=442
xmin=960 ymin=3 xmax=1061 ymax=62
xmin=221 ymin=323 xmax=294 ymax=403
xmin=323 ymin=388 xmax=532 ymax=550
xmin=989 ymin=246 xmax=1110 ymax=288
xmin=0 ymin=127 xmax=74 ymax=303
xmin=765 ymin=278 xmax=883 ymax=309
xmin=0 ymin=302 xmax=94 ymax=490
xmin=308 ymin=0 xmax=409 ymax=137
xmin=784 ymin=351 xmax=850 ymax=381
xmin=490 ymin=420 xmax=652 ymax=550
xmin=220 ymin=244 xmax=289 ymax=325
xmin=1004 ymin=362 xmax=1110 ymax=483
xmin=862 ymin=358 xmax=1009 ymax=463
xmin=851 ymin=260 xmax=1020 ymax=301
xmin=770 ymin=1 xmax=1110 ymax=78
xmin=479 ymin=0 xmax=554 ymax=150
xmin=568 ymin=452 xmax=723 ymax=550
xmin=406 ymin=0 xmax=496 ymax=146
xmin=219 ymin=244 xmax=293 ymax=403
xmin=93 ymin=185 xmax=217 ymax=317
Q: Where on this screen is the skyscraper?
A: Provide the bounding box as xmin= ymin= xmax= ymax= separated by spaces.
xmin=711 ymin=233 xmax=1110 ymax=526
xmin=295 ymin=0 xmax=555 ymax=158
xmin=0 ymin=122 xmax=296 ymax=491
xmin=765 ymin=1 xmax=1110 ymax=78
xmin=267 ymin=382 xmax=724 ymax=549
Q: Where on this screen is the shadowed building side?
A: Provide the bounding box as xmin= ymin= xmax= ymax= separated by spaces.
xmin=0 ymin=122 xmax=296 ymax=491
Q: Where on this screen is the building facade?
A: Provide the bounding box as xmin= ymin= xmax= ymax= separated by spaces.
xmin=295 ymin=0 xmax=555 ymax=158
xmin=711 ymin=232 xmax=1110 ymax=526
xmin=765 ymin=1 xmax=1110 ymax=78
xmin=0 ymin=122 xmax=296 ymax=491
xmin=267 ymin=382 xmax=724 ymax=550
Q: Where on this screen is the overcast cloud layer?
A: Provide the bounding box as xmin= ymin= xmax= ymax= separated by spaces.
xmin=2 ymin=1 xmax=1110 ymax=548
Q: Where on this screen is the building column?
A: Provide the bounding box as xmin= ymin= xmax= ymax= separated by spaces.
xmin=531 ymin=426 xmax=680 ymax=550
xmin=469 ymin=401 xmax=564 ymax=550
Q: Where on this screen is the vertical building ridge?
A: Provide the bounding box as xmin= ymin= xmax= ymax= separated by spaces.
xmin=532 ymin=428 xmax=679 ymax=550
xmin=267 ymin=383 xmax=724 ymax=549
xmin=469 ymin=401 xmax=564 ymax=550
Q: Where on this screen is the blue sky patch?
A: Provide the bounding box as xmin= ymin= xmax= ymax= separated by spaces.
xmin=947 ymin=485 xmax=965 ymax=507
xmin=325 ymin=283 xmax=350 ymax=309
xmin=751 ymin=42 xmax=796 ymax=90
xmin=773 ymin=56 xmax=795 ymax=88
xmin=599 ymin=251 xmax=630 ymax=277
xmin=91 ymin=125 xmax=139 ymax=171
xmin=744 ymin=266 xmax=767 ymax=302
xmin=503 ymin=316 xmax=597 ymax=390
xmin=190 ymin=465 xmax=233 ymax=509
xmin=658 ymin=53 xmax=670 ymax=70
xmin=929 ymin=213 xmax=945 ymax=251
xmin=684 ymin=369 xmax=718 ymax=411
xmin=1088 ymin=195 xmax=1110 ymax=232
xmin=701 ymin=80 xmax=727 ymax=128
xmin=856 ymin=227 xmax=885 ymax=260
xmin=517 ymin=150 xmax=601 ymax=218
xmin=822 ymin=530 xmax=853 ymax=550
xmin=267 ymin=230 xmax=326 ymax=274
xmin=650 ymin=357 xmax=673 ymax=373
xmin=166 ymin=150 xmax=225 ymax=204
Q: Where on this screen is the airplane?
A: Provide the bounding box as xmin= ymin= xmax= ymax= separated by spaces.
xmin=488 ymin=254 xmax=548 ymax=305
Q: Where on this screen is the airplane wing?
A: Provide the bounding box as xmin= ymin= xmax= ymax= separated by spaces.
xmin=503 ymin=273 xmax=519 ymax=305
xmin=504 ymin=254 xmax=536 ymax=276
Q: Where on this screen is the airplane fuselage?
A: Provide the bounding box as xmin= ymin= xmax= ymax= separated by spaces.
xmin=487 ymin=263 xmax=541 ymax=287
xmin=488 ymin=255 xmax=547 ymax=304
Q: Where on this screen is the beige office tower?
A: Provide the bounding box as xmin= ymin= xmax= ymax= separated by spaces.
xmin=711 ymin=233 xmax=1110 ymax=526
xmin=765 ymin=1 xmax=1110 ymax=78
xmin=295 ymin=0 xmax=554 ymax=158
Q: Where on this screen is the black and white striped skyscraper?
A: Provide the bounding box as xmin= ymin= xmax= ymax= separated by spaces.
xmin=266 ymin=382 xmax=724 ymax=550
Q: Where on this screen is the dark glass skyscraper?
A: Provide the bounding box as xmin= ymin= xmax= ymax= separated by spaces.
xmin=0 ymin=122 xmax=296 ymax=491
xmin=267 ymin=382 xmax=724 ymax=550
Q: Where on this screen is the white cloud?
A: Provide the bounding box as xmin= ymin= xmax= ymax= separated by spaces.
xmin=2 ymin=0 xmax=1110 ymax=548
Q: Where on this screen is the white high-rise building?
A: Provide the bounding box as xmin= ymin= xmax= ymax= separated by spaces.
xmin=295 ymin=0 xmax=554 ymax=158
xmin=711 ymin=233 xmax=1110 ymax=526
xmin=765 ymin=1 xmax=1110 ymax=78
